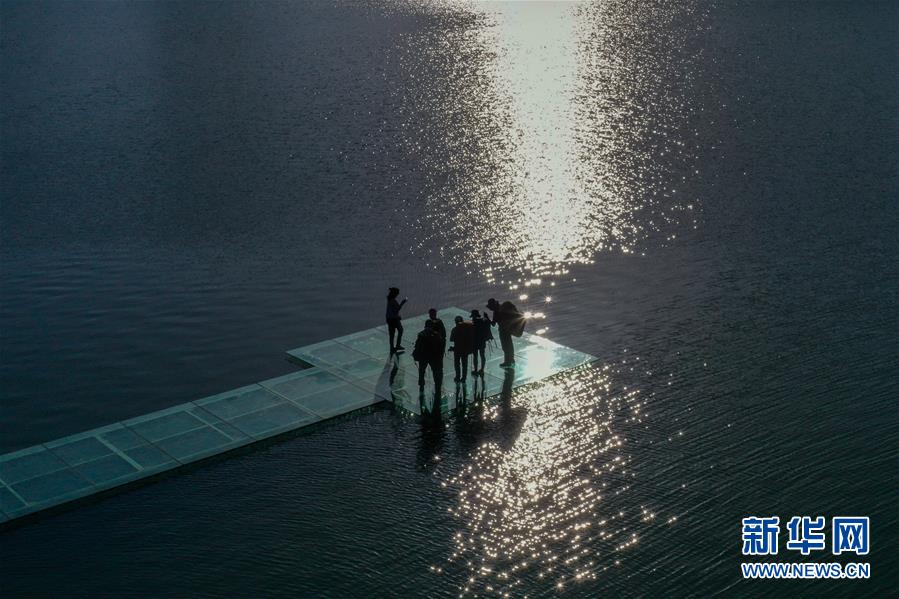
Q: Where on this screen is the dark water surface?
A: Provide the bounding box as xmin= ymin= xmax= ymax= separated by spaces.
xmin=1 ymin=0 xmax=896 ymax=596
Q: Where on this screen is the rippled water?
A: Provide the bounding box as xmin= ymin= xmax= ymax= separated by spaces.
xmin=380 ymin=0 xmax=705 ymax=280
xmin=1 ymin=0 xmax=896 ymax=596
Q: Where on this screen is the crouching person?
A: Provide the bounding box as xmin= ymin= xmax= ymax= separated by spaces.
xmin=486 ymin=298 xmax=526 ymax=368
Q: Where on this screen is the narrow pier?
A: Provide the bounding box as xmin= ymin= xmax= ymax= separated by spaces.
xmin=0 ymin=308 xmax=595 ymax=525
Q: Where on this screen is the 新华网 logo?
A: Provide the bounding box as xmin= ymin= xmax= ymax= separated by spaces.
xmin=740 ymin=515 xmax=871 ymax=580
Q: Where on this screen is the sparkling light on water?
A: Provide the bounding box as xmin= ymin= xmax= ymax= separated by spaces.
xmin=440 ymin=367 xmax=647 ymax=595
xmin=391 ymin=2 xmax=708 ymax=592
xmin=392 ymin=0 xmax=703 ymax=280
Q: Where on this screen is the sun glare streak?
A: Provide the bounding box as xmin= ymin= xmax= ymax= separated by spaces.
xmin=389 ymin=1 xmax=703 ymax=280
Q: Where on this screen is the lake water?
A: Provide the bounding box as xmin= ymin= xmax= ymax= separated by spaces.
xmin=1 ymin=0 xmax=896 ymax=596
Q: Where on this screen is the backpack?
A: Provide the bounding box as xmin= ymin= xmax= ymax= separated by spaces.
xmin=473 ymin=316 xmax=493 ymax=342
xmin=500 ymin=301 xmax=527 ymax=337
xmin=452 ymin=320 xmax=475 ymax=354
xmin=413 ymin=330 xmax=442 ymax=361
xmin=412 ymin=333 xmax=424 ymax=361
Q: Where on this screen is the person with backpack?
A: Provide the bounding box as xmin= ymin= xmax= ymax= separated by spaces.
xmin=486 ymin=298 xmax=526 ymax=368
xmin=385 ymin=287 xmax=407 ymax=353
xmin=413 ymin=320 xmax=444 ymax=389
xmin=470 ymin=309 xmax=492 ymax=375
xmin=449 ymin=315 xmax=475 ymax=382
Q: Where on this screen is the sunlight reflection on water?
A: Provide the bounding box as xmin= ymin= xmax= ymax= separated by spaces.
xmin=395 ymin=2 xmax=708 ymax=592
xmin=439 ymin=366 xmax=649 ymax=595
xmin=1 ymin=0 xmax=895 ymax=595
xmin=393 ymin=0 xmax=703 ymax=282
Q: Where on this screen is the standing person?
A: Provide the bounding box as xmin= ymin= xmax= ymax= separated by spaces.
xmin=470 ymin=309 xmax=492 ymax=375
xmin=385 ymin=287 xmax=407 ymax=353
xmin=486 ymin=298 xmax=524 ymax=368
xmin=449 ymin=315 xmax=475 ymax=382
xmin=413 ymin=320 xmax=444 ymax=389
xmin=427 ymin=308 xmax=447 ymax=348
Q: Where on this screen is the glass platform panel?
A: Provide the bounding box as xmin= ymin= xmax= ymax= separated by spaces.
xmin=334 ymin=328 xmax=391 ymax=360
xmin=195 ymin=383 xmax=321 ymax=441
xmin=348 ymin=358 xmax=423 ymax=412
xmin=0 ymin=306 xmax=594 ymax=524
xmin=150 ymin=424 xmax=242 ymax=465
xmin=122 ymin=405 xmax=211 ymax=444
xmin=123 ymin=404 xmax=252 ymax=466
xmin=326 ymin=355 xmax=396 ymax=383
xmin=98 ymin=425 xmax=149 ymax=452
xmin=290 ymin=383 xmax=384 ymax=419
xmin=45 ymin=435 xmax=113 ymax=466
xmin=514 ymin=345 xmax=594 ymax=384
xmin=195 ymin=384 xmax=287 ymax=420
xmin=0 ymin=484 xmax=27 ymax=515
xmin=72 ymin=454 xmax=139 ymax=487
xmin=91 ymin=422 xmax=180 ymax=476
xmin=122 ymin=444 xmax=176 ymax=471
xmin=8 ymin=468 xmax=94 ymax=508
xmin=0 ymin=445 xmax=69 ymax=486
xmin=286 ymin=340 xmax=370 ymax=369
xmin=47 ymin=423 xmax=180 ymax=490
xmin=260 ymin=368 xmax=349 ymax=402
xmin=227 ymin=402 xmax=320 ymax=440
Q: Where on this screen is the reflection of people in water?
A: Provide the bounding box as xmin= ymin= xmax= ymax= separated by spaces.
xmin=500 ymin=367 xmax=515 ymax=400
xmin=452 ymin=367 xmax=525 ymax=453
xmin=472 ymin=375 xmax=487 ymax=405
xmin=454 ymin=376 xmax=469 ymax=410
xmin=385 ymin=287 xmax=407 ymax=354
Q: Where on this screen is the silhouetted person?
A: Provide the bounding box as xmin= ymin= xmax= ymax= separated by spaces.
xmin=449 ymin=315 xmax=474 ymax=382
xmin=413 ymin=320 xmax=444 ymax=389
xmin=487 ymin=298 xmax=524 ymax=368
xmin=385 ymin=287 xmax=407 ymax=353
xmin=470 ymin=309 xmax=492 ymax=375
xmin=427 ymin=308 xmax=447 ymax=348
